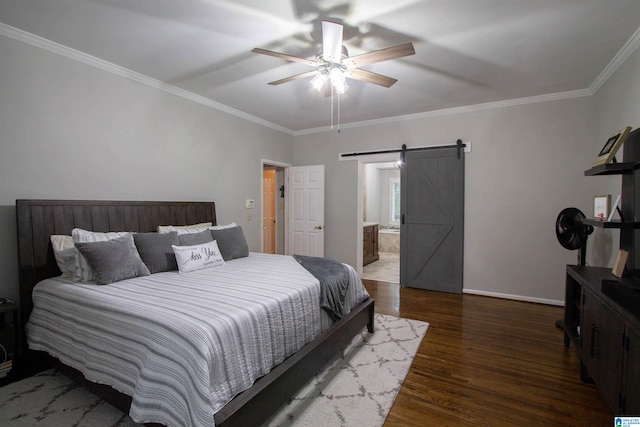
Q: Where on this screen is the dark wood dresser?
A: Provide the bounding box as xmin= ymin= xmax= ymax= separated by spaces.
xmin=563 ymin=127 xmax=640 ymax=415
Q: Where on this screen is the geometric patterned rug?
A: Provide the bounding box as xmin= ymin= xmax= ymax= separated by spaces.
xmin=266 ymin=314 xmax=428 ymax=426
xmin=0 ymin=314 xmax=428 ymax=427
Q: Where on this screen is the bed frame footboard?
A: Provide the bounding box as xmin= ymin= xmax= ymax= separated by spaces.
xmin=214 ymin=297 xmax=375 ymax=426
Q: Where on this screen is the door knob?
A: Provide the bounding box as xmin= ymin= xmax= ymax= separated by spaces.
xmin=314 ymin=225 xmax=324 ymax=230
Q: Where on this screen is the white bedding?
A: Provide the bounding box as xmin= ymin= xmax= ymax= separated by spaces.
xmin=26 ymin=252 xmax=369 ymax=427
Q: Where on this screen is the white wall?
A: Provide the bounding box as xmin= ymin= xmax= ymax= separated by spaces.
xmin=379 ymin=168 xmax=400 ymax=227
xmin=364 ymin=163 xmax=401 ymax=227
xmin=0 ymin=36 xmax=294 ymax=303
xmin=363 ymin=163 xmax=380 ymax=223
xmin=294 ymin=98 xmax=597 ymax=304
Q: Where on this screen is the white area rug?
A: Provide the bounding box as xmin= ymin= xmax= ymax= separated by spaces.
xmin=0 ymin=314 xmax=428 ymax=427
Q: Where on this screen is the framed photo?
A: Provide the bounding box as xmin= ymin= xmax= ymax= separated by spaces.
xmin=608 ymin=194 xmax=622 ymax=221
xmin=593 ymin=195 xmax=610 ymax=220
xmin=592 ymin=126 xmax=632 ymax=167
xmin=612 ymin=249 xmax=629 ymax=278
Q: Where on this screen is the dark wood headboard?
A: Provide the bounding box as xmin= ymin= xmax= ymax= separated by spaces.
xmin=16 ymin=199 xmax=217 ymax=330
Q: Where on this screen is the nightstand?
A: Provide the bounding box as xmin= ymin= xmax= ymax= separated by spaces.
xmin=0 ymin=300 xmax=19 ymax=384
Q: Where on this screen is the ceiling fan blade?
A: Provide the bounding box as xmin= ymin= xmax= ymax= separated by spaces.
xmin=268 ymin=70 xmax=318 ymax=86
xmin=251 ymin=48 xmax=319 ymax=67
xmin=344 ymin=42 xmax=415 ymax=68
xmin=322 ymin=21 xmax=343 ymax=63
xmin=346 ymin=69 xmax=398 ymax=88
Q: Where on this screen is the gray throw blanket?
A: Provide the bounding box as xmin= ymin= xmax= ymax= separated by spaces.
xmin=293 ymin=254 xmax=350 ymax=322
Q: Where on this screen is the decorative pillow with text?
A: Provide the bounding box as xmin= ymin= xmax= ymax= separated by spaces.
xmin=172 ymin=240 xmax=225 ymax=273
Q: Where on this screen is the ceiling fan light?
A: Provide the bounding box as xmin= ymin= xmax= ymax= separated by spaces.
xmin=329 ymin=67 xmax=342 ymax=84
xmin=311 ymin=72 xmax=327 ymax=91
xmin=335 ymin=80 xmax=348 ymax=94
xmin=329 ymin=67 xmax=348 ymax=93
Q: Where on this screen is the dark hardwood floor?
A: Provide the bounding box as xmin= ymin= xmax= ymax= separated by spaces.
xmin=362 ymin=279 xmax=614 ymax=427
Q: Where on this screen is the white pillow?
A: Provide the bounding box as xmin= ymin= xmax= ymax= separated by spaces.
xmin=50 ymin=235 xmax=76 ymax=277
xmin=172 ymin=240 xmax=225 ymax=273
xmin=157 ymin=222 xmax=213 ymax=234
xmin=72 ymin=228 xmax=130 ymax=282
xmin=159 ymin=222 xmax=237 ymax=235
xmin=211 ymin=222 xmax=237 ymax=230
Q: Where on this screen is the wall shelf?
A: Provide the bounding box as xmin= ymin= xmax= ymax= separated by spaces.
xmin=582 ymin=218 xmax=640 ymax=229
xmin=584 ymin=162 xmax=634 ymax=176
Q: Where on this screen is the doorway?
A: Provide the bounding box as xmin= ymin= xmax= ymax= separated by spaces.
xmin=361 ymin=162 xmax=401 ymax=283
xmin=355 ymin=144 xmax=465 ymax=292
xmin=262 ymin=162 xmax=286 ymax=255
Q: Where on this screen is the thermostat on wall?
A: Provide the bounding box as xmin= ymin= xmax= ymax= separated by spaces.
xmin=246 ymin=199 xmax=254 ymax=209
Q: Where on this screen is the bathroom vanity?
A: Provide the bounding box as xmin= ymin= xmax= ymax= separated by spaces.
xmin=363 ymin=222 xmax=379 ymax=266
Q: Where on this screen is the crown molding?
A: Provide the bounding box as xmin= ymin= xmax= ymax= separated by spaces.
xmin=0 ymin=23 xmax=294 ymax=135
xmin=2 ymin=22 xmax=639 ymax=137
xmin=294 ymin=89 xmax=592 ymax=135
xmin=590 ymin=25 xmax=640 ymax=94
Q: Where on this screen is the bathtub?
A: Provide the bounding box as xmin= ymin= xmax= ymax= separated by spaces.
xmin=379 ymin=228 xmax=400 ymax=234
xmin=378 ymin=227 xmax=400 ymax=253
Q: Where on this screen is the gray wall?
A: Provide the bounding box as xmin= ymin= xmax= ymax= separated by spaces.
xmin=293 ymin=46 xmax=640 ymax=304
xmin=591 ymin=44 xmax=640 ymax=270
xmin=0 ymin=36 xmax=294 ymax=303
xmin=2 ymin=30 xmax=639 ymax=307
xmin=294 ymin=97 xmax=599 ymax=304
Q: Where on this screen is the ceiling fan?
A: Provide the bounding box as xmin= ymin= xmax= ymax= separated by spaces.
xmin=252 ymin=20 xmax=415 ymax=94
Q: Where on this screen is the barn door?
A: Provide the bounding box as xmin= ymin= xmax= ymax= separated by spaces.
xmin=400 ymin=147 xmax=464 ymax=292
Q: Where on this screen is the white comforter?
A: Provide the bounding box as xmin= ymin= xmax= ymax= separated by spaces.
xmin=26 ymin=252 xmax=369 ymax=427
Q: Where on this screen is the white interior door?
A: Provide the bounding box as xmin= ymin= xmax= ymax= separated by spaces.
xmin=288 ymin=165 xmax=325 ymax=257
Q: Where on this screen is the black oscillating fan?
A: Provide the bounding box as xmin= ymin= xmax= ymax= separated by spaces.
xmin=555 ymin=207 xmax=593 ymax=329
xmin=556 ymin=207 xmax=593 ymax=266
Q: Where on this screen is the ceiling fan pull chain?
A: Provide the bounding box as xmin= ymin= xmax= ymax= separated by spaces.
xmin=331 ymin=84 xmax=335 ymax=131
xmin=337 ymin=91 xmax=341 ymax=133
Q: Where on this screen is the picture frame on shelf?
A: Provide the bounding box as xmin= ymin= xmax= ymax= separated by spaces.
xmin=612 ymin=249 xmax=629 ymax=278
xmin=608 ymin=194 xmax=622 ymax=222
xmin=592 ymin=126 xmax=632 ymax=167
xmin=593 ymin=195 xmax=610 ymax=220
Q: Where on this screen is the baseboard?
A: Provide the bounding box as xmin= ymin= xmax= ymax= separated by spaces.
xmin=463 ymin=289 xmax=564 ymax=306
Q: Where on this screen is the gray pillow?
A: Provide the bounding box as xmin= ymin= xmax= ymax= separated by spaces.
xmin=75 ymin=234 xmax=151 ymax=285
xmin=133 ymin=231 xmax=179 ymax=273
xmin=177 ymin=230 xmax=213 ymax=246
xmin=210 ymin=226 xmax=249 ymax=261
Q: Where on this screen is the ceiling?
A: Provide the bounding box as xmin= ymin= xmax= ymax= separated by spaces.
xmin=2 ymin=0 xmax=640 ymax=133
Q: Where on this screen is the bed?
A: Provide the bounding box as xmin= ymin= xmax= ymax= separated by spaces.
xmin=16 ymin=199 xmax=375 ymax=427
